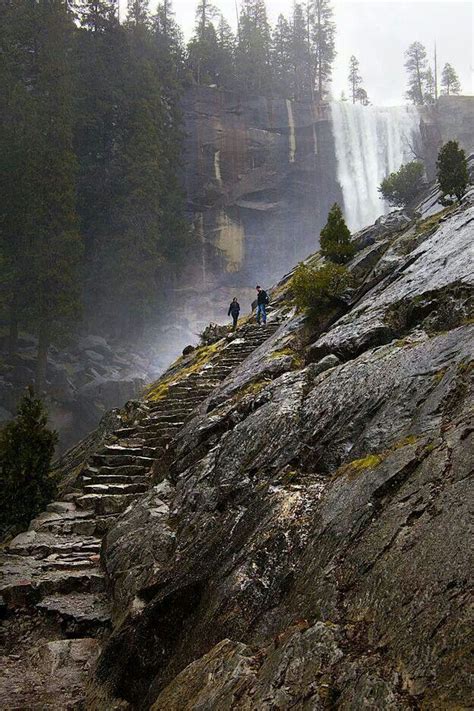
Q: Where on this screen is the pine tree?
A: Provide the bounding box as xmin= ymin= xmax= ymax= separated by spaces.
xmin=320 ymin=203 xmax=354 ymax=264
xmin=292 ymin=262 xmax=353 ymax=324
xmin=0 ymin=0 xmax=37 ymax=356
xmin=437 ymin=140 xmax=468 ymax=202
xmin=0 ymin=389 xmax=58 ymax=534
xmin=405 ymin=41 xmax=428 ymax=105
xmin=441 ymin=63 xmax=461 ymax=96
xmin=126 ymin=0 xmax=150 ymax=27
xmin=310 ymin=0 xmax=336 ymax=101
xmin=153 ymin=0 xmax=185 ymax=81
xmin=378 ymin=162 xmax=425 ymax=208
xmin=215 ymin=15 xmax=236 ymax=88
xmin=424 ymin=66 xmax=435 ymax=103
xmin=347 ymin=54 xmax=369 ymax=105
xmin=187 ymin=1 xmax=220 ymax=85
xmin=348 ymin=55 xmax=362 ymax=104
xmin=74 ymin=0 xmax=126 ymax=332
xmin=290 ymin=3 xmax=312 ymax=100
xmin=236 ymin=0 xmax=272 ymax=95
xmin=272 ymin=14 xmax=292 ymax=97
xmin=76 ymin=0 xmax=117 ymax=32
xmin=28 ymin=0 xmax=82 ymax=392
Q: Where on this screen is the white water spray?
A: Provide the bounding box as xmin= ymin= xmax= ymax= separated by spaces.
xmin=331 ymin=102 xmax=421 ymax=231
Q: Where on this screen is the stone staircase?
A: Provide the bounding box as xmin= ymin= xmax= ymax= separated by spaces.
xmin=0 ymin=322 xmax=280 ymax=640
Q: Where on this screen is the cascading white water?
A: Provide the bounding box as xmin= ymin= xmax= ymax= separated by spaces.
xmin=331 ymin=102 xmax=421 ymax=231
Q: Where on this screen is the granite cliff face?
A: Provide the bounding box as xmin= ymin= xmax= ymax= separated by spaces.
xmin=1 ymin=176 xmax=472 ymax=708
xmin=176 ymin=90 xmax=474 ymax=336
xmin=178 ymin=88 xmax=342 ymax=333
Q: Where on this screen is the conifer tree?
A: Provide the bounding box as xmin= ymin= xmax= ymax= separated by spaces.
xmin=424 ymin=66 xmax=436 ymax=103
xmin=378 ymin=162 xmax=424 ymax=208
xmin=153 ymin=0 xmax=185 ymax=81
xmin=441 ymin=63 xmax=461 ymax=96
xmin=405 ymin=41 xmax=428 ymax=105
xmin=187 ymin=1 xmax=220 ymax=85
xmin=126 ymin=0 xmax=150 ymax=27
xmin=0 ymin=389 xmax=57 ymax=533
xmin=437 ymin=140 xmax=468 ymax=202
xmin=236 ymin=0 xmax=272 ymax=95
xmin=320 ymin=203 xmax=354 ymax=264
xmin=0 ymin=0 xmax=36 ymax=356
xmin=272 ymin=14 xmax=293 ymax=97
xmin=76 ymin=0 xmax=117 ymax=32
xmin=215 ymin=15 xmax=236 ymax=88
xmin=28 ymin=0 xmax=82 ymax=392
xmin=74 ymin=0 xmax=125 ymax=322
xmin=348 ymin=55 xmax=362 ymax=104
xmin=291 ymin=3 xmax=312 ymax=100
xmin=310 ymin=0 xmax=336 ymax=101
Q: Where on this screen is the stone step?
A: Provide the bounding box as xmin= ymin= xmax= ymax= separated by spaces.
xmin=37 ymin=592 xmax=111 ymax=631
xmin=91 ymin=454 xmax=155 ymax=468
xmin=101 ymin=444 xmax=145 ymax=456
xmin=41 ymin=557 xmax=98 ymax=571
xmin=53 ymin=514 xmax=118 ymax=538
xmin=76 ymin=493 xmax=138 ymax=515
xmin=147 ymin=416 xmax=186 ymax=426
xmin=146 ymin=404 xmax=194 ymax=413
xmin=46 ymin=501 xmax=77 ymax=515
xmin=0 ymin=563 xmax=106 ymax=608
xmin=31 ymin=509 xmax=118 ymax=538
xmin=140 ymin=424 xmax=182 ymax=437
xmin=84 ymin=473 xmax=148 ymax=486
xmin=169 ymin=383 xmax=214 ymax=392
xmin=96 ymin=464 xmax=147 ymax=477
xmin=83 ymin=481 xmax=148 ymax=496
xmin=7 ymin=531 xmax=101 ymax=559
xmin=140 ymin=437 xmax=174 ymax=449
xmin=113 ymin=426 xmax=140 ymax=437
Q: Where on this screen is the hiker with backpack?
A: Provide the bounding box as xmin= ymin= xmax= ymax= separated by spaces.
xmin=228 ymin=297 xmax=240 ymax=331
xmin=256 ymin=285 xmax=269 ymax=325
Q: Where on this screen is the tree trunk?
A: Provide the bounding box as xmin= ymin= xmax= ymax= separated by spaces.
xmin=35 ymin=322 xmax=50 ymax=395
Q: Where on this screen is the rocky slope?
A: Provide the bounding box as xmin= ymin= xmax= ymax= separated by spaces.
xmin=1 ymin=184 xmax=473 ymax=709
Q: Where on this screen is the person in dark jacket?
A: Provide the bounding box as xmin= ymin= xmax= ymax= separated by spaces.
xmin=256 ymin=285 xmax=269 ymax=325
xmin=228 ymin=297 xmax=240 ymax=331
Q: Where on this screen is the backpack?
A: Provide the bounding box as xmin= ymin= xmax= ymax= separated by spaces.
xmin=263 ymin=291 xmax=270 ymax=305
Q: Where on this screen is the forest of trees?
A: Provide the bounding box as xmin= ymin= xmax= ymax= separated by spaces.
xmin=0 ymin=0 xmax=339 ymax=392
xmin=0 ymin=0 xmax=466 ymax=393
xmin=405 ymin=41 xmax=461 ymax=105
xmin=186 ymin=0 xmax=337 ymax=101
xmin=0 ymin=0 xmax=189 ymax=391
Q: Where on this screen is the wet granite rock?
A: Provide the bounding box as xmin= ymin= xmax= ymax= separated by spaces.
xmin=308 ymin=202 xmax=474 ymax=360
xmin=94 ymin=206 xmax=473 ymax=710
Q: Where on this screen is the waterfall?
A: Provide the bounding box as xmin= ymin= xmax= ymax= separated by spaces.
xmin=286 ymin=99 xmax=297 ymax=163
xmin=331 ymin=102 xmax=421 ymax=231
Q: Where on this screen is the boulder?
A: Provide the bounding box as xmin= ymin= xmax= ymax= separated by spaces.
xmin=77 ymin=335 xmax=113 ymax=358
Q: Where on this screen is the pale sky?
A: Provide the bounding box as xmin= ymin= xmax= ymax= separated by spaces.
xmin=120 ymin=0 xmax=473 ymax=105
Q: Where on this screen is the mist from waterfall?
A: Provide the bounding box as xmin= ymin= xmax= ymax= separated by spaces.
xmin=331 ymin=102 xmax=421 ymax=231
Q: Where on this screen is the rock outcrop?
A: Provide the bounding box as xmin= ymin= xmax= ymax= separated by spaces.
xmin=1 ymin=184 xmax=473 ymax=709
xmin=95 ymin=197 xmax=472 ymax=707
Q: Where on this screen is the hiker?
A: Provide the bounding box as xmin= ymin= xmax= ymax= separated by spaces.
xmin=228 ymin=297 xmax=240 ymax=331
xmin=256 ymin=285 xmax=269 ymax=325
